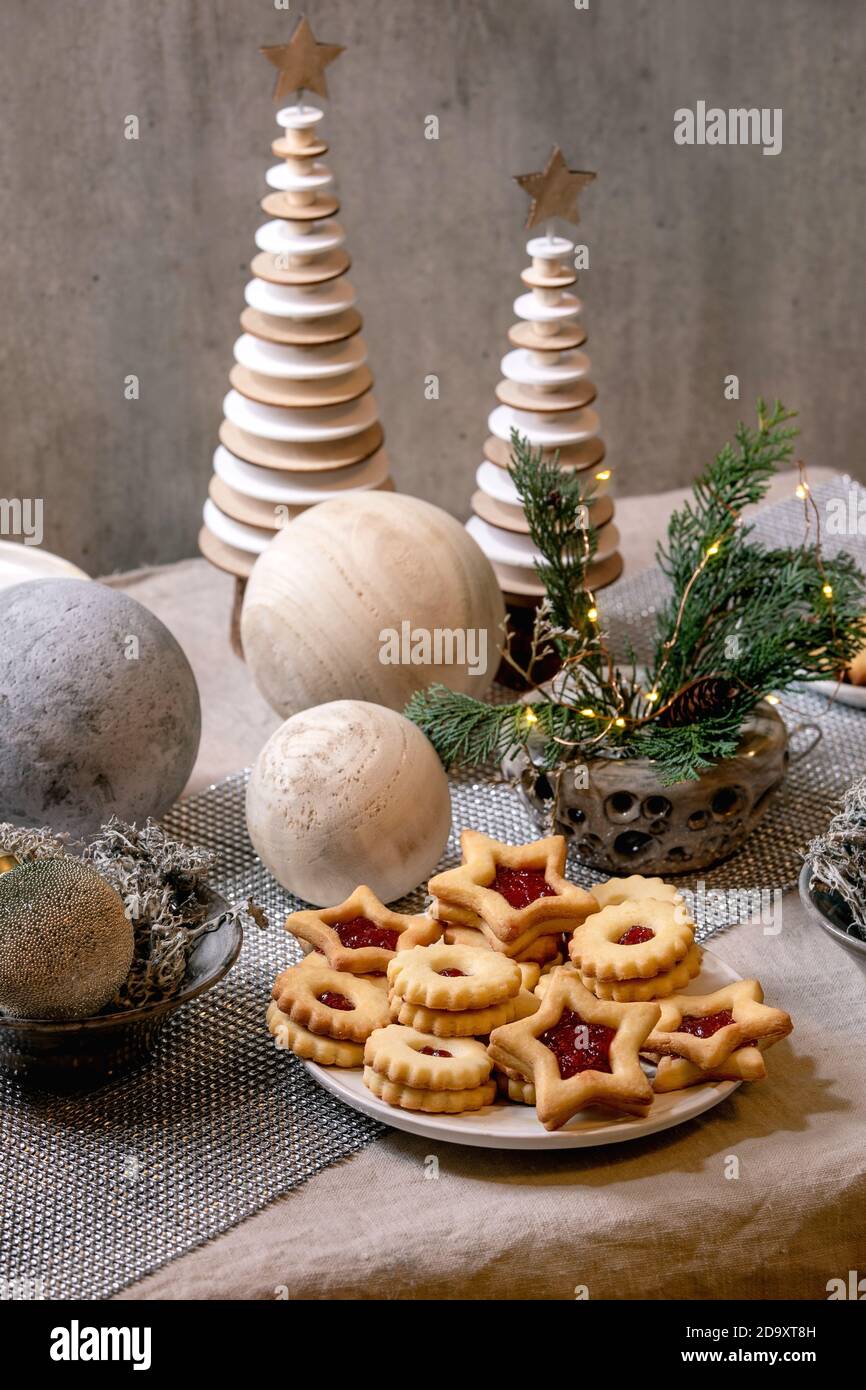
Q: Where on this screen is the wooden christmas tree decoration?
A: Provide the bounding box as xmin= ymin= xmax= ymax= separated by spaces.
xmin=199 ymin=17 xmax=393 ymax=646
xmin=467 ymin=146 xmax=621 ymax=602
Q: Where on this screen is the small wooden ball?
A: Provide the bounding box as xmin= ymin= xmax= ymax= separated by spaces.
xmin=245 ymin=700 xmax=452 ymax=906
xmin=241 ymin=493 xmax=505 ymax=718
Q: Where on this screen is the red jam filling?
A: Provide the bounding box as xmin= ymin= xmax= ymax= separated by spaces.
xmin=539 ymin=1008 xmax=615 ymax=1080
xmin=317 ymin=991 xmax=354 ymax=1011
xmin=678 ymin=1008 xmax=734 ymax=1038
xmin=617 ymin=925 xmax=655 ymax=945
xmin=419 ymin=1046 xmax=453 ymax=1058
xmin=334 ymin=916 xmax=400 ymax=952
xmin=438 ymin=968 xmax=466 ymax=977
xmin=490 ymin=866 xmax=555 ymax=909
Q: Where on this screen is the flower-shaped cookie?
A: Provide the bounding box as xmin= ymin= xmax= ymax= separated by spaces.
xmin=363 ymin=1023 xmax=496 ymax=1112
xmin=590 ymin=874 xmax=685 ymax=911
xmin=645 ymin=980 xmax=792 ymax=1070
xmin=271 ymin=962 xmax=389 ymax=1042
xmin=568 ymin=898 xmax=694 ymax=981
xmin=578 ymin=945 xmax=703 ymax=1002
xmin=266 ymin=1002 xmax=364 ymax=1067
xmin=428 ymin=831 xmax=595 ymax=954
xmin=286 ymin=884 xmax=440 ymax=975
xmin=388 ymin=943 xmax=521 ymax=1011
xmin=488 ymin=968 xmax=660 ymax=1130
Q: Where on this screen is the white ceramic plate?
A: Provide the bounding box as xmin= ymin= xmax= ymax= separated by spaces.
xmin=305 ymin=948 xmax=742 ymax=1150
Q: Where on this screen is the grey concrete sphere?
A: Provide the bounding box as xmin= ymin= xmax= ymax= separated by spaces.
xmin=0 ymin=579 xmax=201 ymax=837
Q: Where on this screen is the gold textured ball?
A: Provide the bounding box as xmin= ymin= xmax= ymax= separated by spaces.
xmin=245 ymin=700 xmax=452 ymax=906
xmin=241 ymin=492 xmax=505 ymax=718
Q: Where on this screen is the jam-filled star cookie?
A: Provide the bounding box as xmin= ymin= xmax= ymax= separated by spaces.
xmin=387 ymin=942 xmax=521 ymax=1011
xmin=488 ymin=967 xmax=660 ymax=1130
xmin=266 ymin=1002 xmax=364 ymax=1067
xmin=428 ymin=831 xmax=595 ymax=956
xmin=286 ymin=884 xmax=440 ymax=975
xmin=271 ymin=962 xmax=390 ymax=1043
xmin=568 ymin=898 xmax=695 ymax=981
xmin=652 ymin=1045 xmax=767 ymax=1092
xmin=644 ymin=979 xmax=792 ymax=1070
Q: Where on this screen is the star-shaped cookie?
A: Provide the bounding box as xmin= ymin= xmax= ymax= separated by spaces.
xmin=488 ymin=968 xmax=660 ymax=1130
xmin=428 ymin=830 xmax=596 ymax=956
xmin=645 ymin=980 xmax=793 ymax=1071
xmin=261 ymin=15 xmax=345 ymax=104
xmin=514 ymin=145 xmax=596 ymax=230
xmin=285 ymin=884 xmax=440 ymax=975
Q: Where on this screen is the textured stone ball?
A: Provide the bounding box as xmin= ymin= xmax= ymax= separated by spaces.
xmin=246 ymin=700 xmax=452 ymax=906
xmin=241 ymin=492 xmax=506 ymax=718
xmin=0 ymin=858 xmax=133 ymax=1019
xmin=0 ymin=579 xmax=201 ymax=837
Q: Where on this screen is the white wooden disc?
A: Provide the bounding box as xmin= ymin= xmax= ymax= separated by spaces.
xmin=199 ymin=524 xmax=254 ymax=579
xmin=244 ymin=277 xmax=357 ymax=319
xmin=514 ymin=291 xmax=582 ymax=323
xmin=213 ymin=444 xmax=391 ymax=503
xmin=233 ymin=333 xmax=367 ymax=379
xmin=276 ymin=104 xmax=324 ymax=131
xmin=229 ymin=363 xmax=373 ymax=409
xmin=250 ymin=249 xmax=350 ymax=287
xmin=223 ymin=389 xmax=379 ymax=443
xmin=495 ymin=377 xmax=597 ymax=414
xmin=475 ymin=460 xmax=614 ymax=515
xmin=266 ymin=161 xmax=333 ymax=194
xmin=261 ymin=191 xmax=340 ymax=222
xmin=203 ymin=497 xmax=272 ymax=555
xmin=255 ymin=219 xmax=346 ymax=257
xmin=240 ymin=306 xmax=362 ymax=347
xmin=527 ymin=234 xmax=574 ymax=260
xmin=483 ymin=433 xmax=605 ymax=471
xmin=467 ymin=515 xmax=621 ymax=569
xmin=488 ymin=403 xmax=601 ymax=447
xmin=220 ymin=419 xmax=384 ymax=473
xmin=494 ymin=551 xmax=623 ymax=599
xmin=210 ymin=476 xmax=288 ymax=531
xmin=501 ymin=348 xmax=590 ymax=387
xmin=471 ymin=476 xmax=614 ymax=535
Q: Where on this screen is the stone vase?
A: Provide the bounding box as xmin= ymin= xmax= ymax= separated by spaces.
xmin=511 ymin=703 xmax=808 ymax=876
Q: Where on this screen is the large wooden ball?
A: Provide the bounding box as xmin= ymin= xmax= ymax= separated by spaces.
xmin=0 ymin=579 xmax=201 ymax=837
xmin=241 ymin=493 xmax=505 ymax=717
xmin=245 ymin=700 xmax=452 ymax=905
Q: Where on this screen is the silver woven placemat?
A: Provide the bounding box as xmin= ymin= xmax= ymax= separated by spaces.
xmin=1 ymin=476 xmax=863 ymax=1300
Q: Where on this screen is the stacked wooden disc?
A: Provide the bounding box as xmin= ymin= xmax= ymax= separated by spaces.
xmin=200 ymin=101 xmax=393 ymax=581
xmin=466 ymin=233 xmax=621 ymax=600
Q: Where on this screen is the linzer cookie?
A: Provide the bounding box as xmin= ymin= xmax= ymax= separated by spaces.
xmin=568 ymin=898 xmax=695 ymax=982
xmin=387 ymin=942 xmax=521 ymax=1011
xmin=391 ymin=987 xmax=539 ymax=1038
xmin=578 ymin=944 xmax=702 ymax=1002
xmin=652 ymin=1046 xmax=767 ymax=1092
xmin=286 ymin=884 xmax=440 ymax=975
xmin=489 ymin=967 xmax=660 ymax=1130
xmin=363 ymin=1023 xmax=495 ymax=1112
xmin=271 ymin=962 xmax=389 ymax=1043
xmin=644 ymin=980 xmax=792 ymax=1072
xmin=428 ymin=830 xmax=595 ymax=958
xmin=590 ymin=875 xmax=686 ymax=911
xmin=266 ymin=1002 xmax=364 ymax=1067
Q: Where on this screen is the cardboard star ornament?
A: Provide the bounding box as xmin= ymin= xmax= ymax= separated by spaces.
xmin=488 ymin=969 xmax=660 ymax=1130
xmin=427 ymin=829 xmax=596 ymax=955
xmin=514 ymin=145 xmax=597 ymax=231
xmin=261 ymin=15 xmax=345 ymax=104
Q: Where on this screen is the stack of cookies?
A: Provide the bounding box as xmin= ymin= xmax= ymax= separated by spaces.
xmin=386 ymin=943 xmax=539 ymax=1038
xmin=428 ymin=830 xmax=596 ymax=969
xmin=565 ymin=876 xmax=702 ymax=1002
xmin=643 ymin=980 xmax=793 ymax=1092
xmin=363 ymin=1025 xmax=495 ymax=1114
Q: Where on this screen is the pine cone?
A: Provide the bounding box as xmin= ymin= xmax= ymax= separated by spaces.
xmin=654 ymin=675 xmax=741 ymax=727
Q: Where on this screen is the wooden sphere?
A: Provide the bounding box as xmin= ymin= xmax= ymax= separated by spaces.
xmin=245 ymin=701 xmax=452 ymax=905
xmin=241 ymin=493 xmax=506 ymax=717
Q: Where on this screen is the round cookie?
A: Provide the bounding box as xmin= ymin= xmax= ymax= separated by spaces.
xmin=387 ymin=943 xmax=521 ymax=1011
xmin=568 ymin=899 xmax=695 ymax=981
xmin=389 ymin=987 xmax=539 ymax=1037
xmin=364 ymin=1023 xmax=493 ymax=1089
xmin=271 ymin=962 xmax=389 ymax=1041
xmin=267 ymin=1001 xmax=364 ymax=1067
xmin=363 ymin=1066 xmax=496 ymax=1113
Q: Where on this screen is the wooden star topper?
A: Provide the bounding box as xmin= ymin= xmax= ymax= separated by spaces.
xmin=261 ymin=15 xmax=345 ymax=104
xmin=514 ymin=145 xmax=597 ymax=230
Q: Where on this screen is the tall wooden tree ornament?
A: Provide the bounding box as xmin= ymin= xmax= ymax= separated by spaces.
xmin=199 ymin=17 xmax=393 ymax=646
xmin=467 ymin=146 xmax=621 ymax=607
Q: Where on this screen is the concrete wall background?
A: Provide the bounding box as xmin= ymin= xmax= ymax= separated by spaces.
xmin=1 ymin=0 xmax=864 ymax=575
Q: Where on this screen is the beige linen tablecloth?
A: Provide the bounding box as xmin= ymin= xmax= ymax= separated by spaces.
xmin=111 ymin=474 xmax=866 ymax=1301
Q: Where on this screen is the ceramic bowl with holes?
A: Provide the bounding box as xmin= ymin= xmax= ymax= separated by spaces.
xmin=509 ymin=703 xmax=820 ymax=876
xmin=0 ymin=892 xmax=242 ymax=1090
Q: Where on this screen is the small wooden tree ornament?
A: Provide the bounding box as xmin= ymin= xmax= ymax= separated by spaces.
xmin=200 ymin=20 xmax=392 ymax=652
xmin=468 ymin=150 xmax=620 ymax=607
